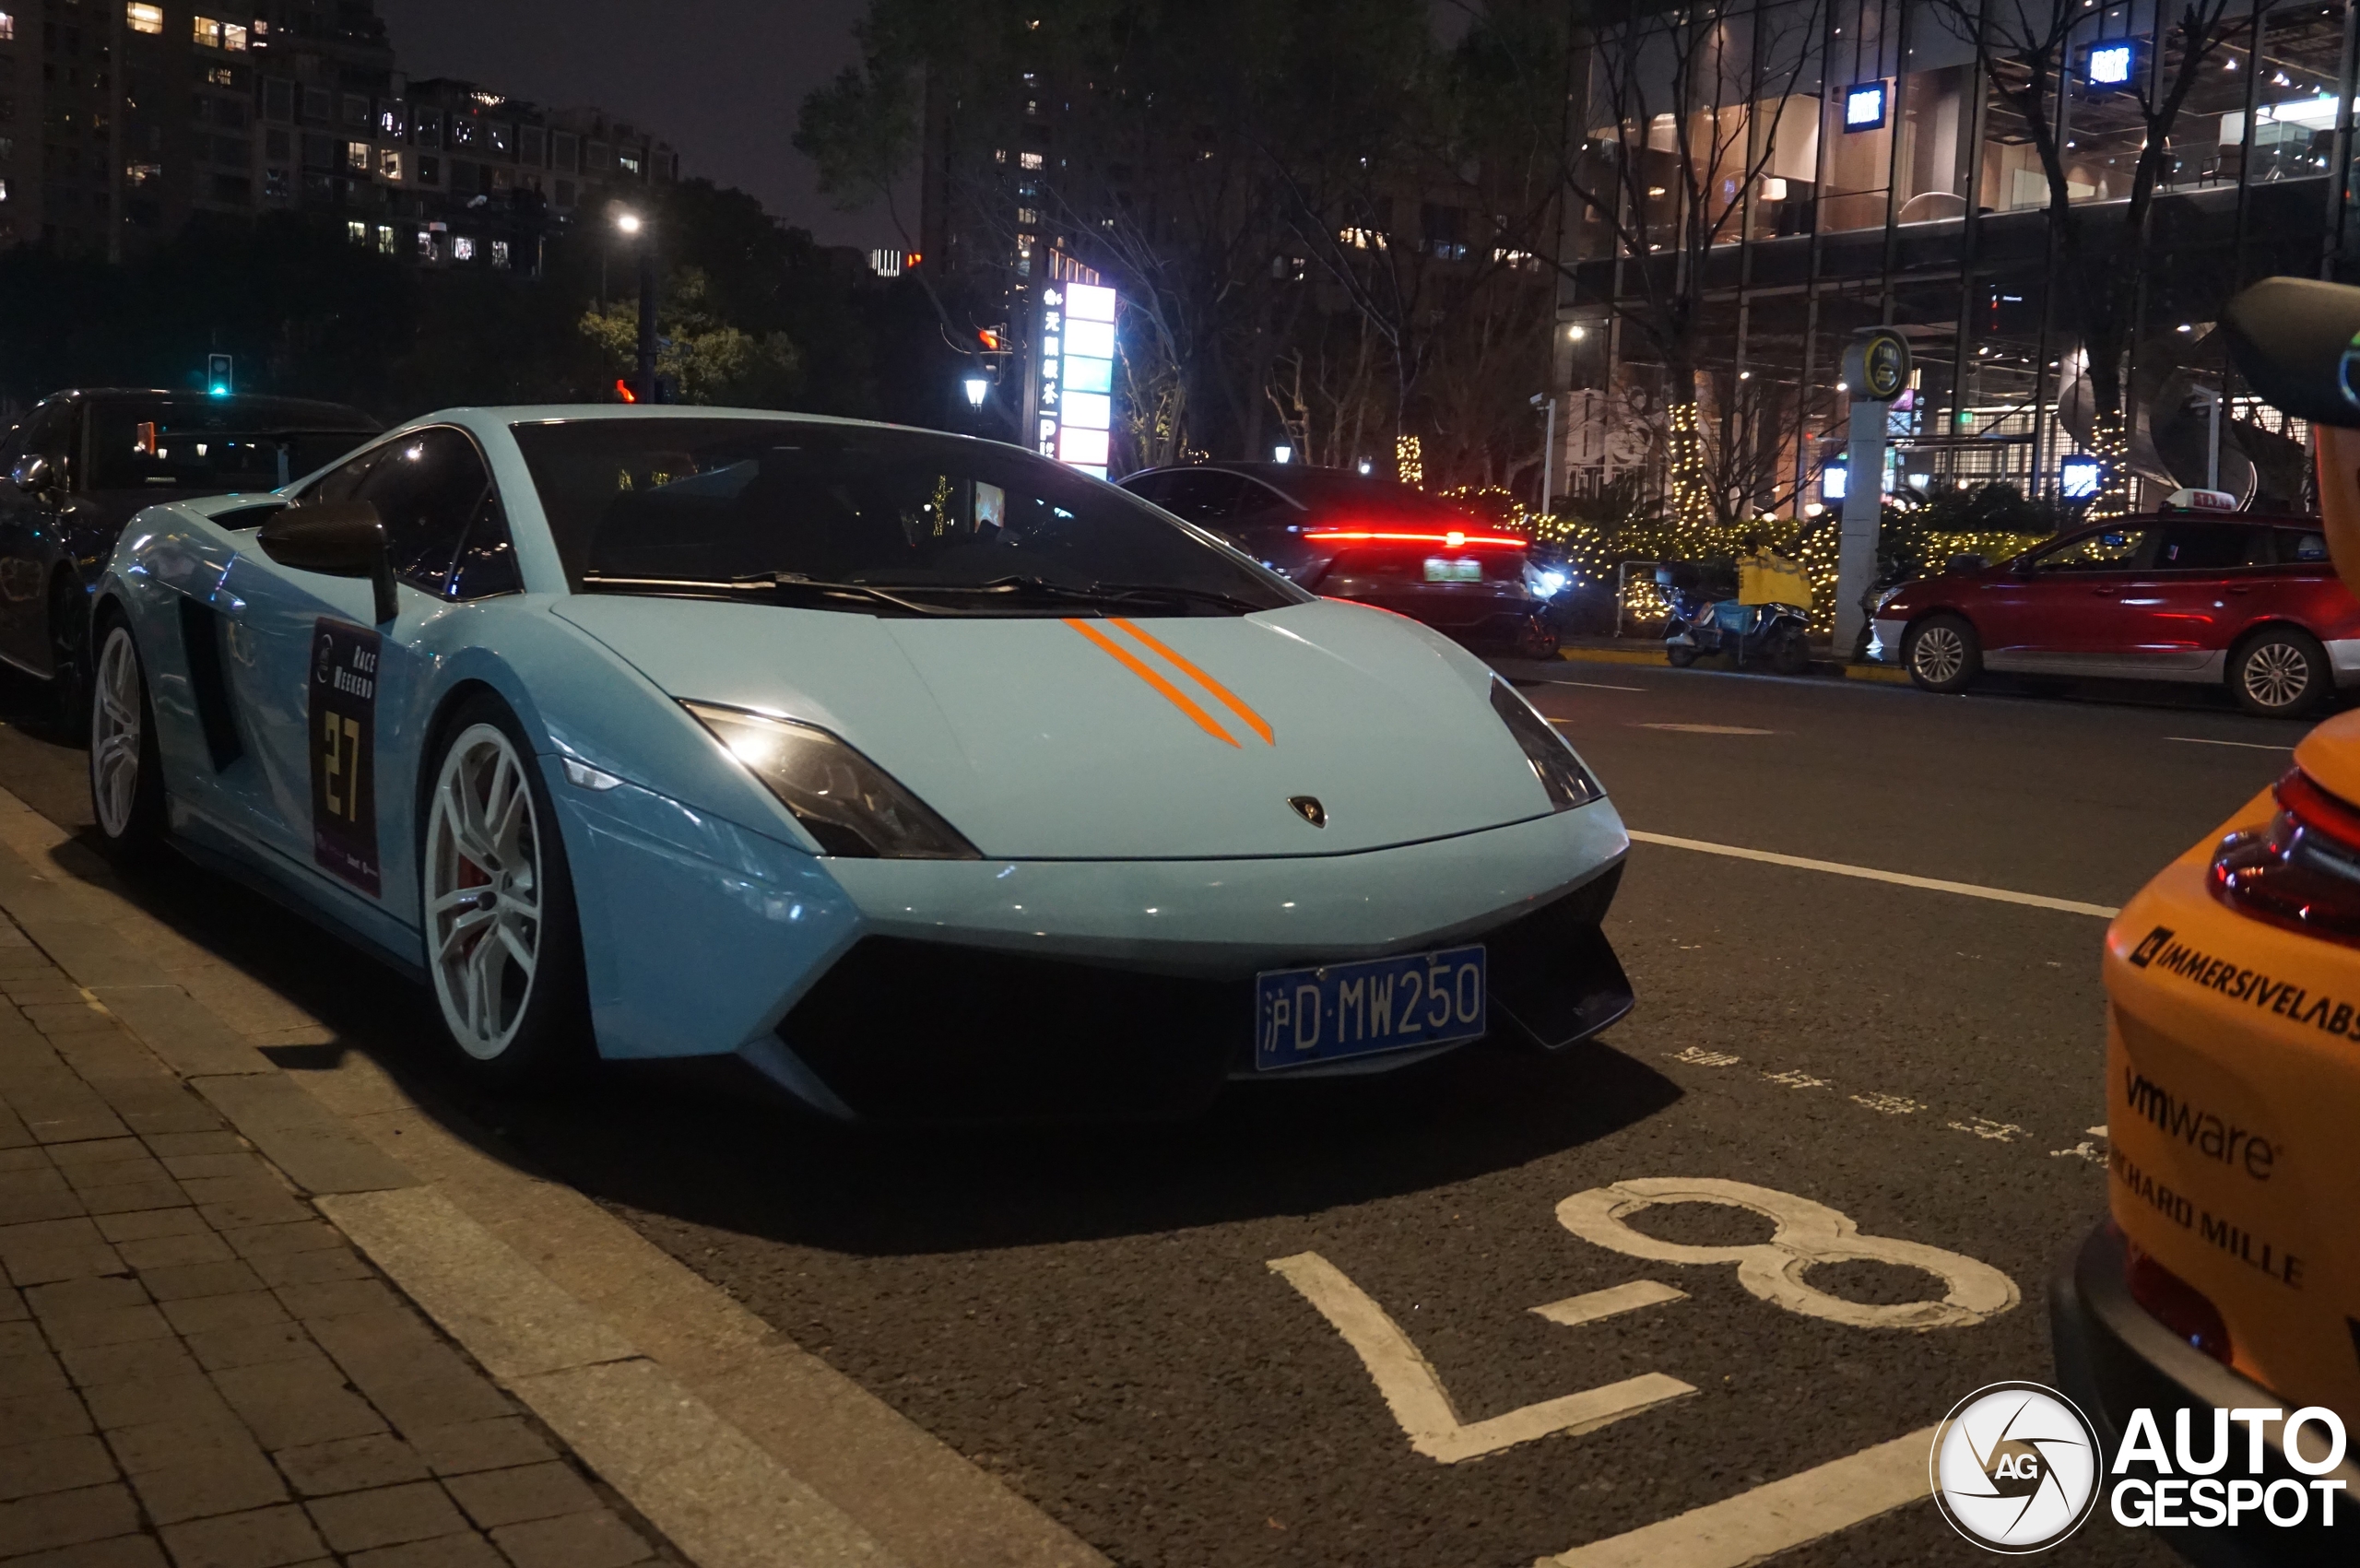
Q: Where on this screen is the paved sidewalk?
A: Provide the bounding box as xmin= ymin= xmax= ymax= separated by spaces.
xmin=0 ymin=915 xmax=677 ymax=1568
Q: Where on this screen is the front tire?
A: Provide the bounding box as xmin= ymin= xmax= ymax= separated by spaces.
xmin=88 ymin=619 xmax=166 ymax=860
xmin=420 ymin=695 xmax=588 ymax=1087
xmin=1905 ymin=614 xmax=1980 ymax=693
xmin=2230 ymin=628 xmax=2328 ymax=718
xmin=1666 ymin=644 xmax=1698 ymax=668
xmin=1770 ymin=629 xmax=1811 ymax=677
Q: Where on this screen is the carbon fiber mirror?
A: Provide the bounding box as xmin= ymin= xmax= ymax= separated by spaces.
xmin=258 ymin=501 xmax=397 ymax=623
xmin=2221 ymin=277 xmax=2360 ymax=429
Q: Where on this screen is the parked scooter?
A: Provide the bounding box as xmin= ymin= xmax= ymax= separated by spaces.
xmin=1656 ymin=562 xmax=1812 ymax=675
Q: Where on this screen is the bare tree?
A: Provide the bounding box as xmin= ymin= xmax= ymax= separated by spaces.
xmin=1504 ymin=0 xmax=1826 ymax=545
xmin=1926 ymin=0 xmax=2251 ymax=514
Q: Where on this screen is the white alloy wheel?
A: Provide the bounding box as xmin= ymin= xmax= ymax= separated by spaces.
xmin=90 ymin=627 xmax=146 ymax=840
xmin=2240 ymin=639 xmax=2313 ymax=712
xmin=424 ymin=722 xmax=544 ymax=1060
xmin=1910 ymin=624 xmax=1965 ymax=685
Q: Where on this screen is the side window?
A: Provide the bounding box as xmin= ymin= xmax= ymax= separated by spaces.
xmin=353 ymin=429 xmax=491 ymax=597
xmin=2033 ymin=527 xmax=2151 ymax=572
xmin=19 ymin=404 xmax=76 ymax=488
xmin=2276 ymin=527 xmax=2330 ymax=565
xmin=301 ymin=442 xmax=387 ymax=506
xmin=1153 ymin=470 xmax=1246 ymax=525
xmin=447 ymin=489 xmax=523 ymax=600
xmin=2152 ymin=523 xmax=2268 ymax=571
xmin=1231 ymin=479 xmax=1298 ymax=525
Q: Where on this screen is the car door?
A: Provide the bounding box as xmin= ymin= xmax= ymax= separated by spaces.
xmin=0 ymin=401 xmax=77 ymax=672
xmin=1977 ymin=524 xmax=2155 ymax=668
xmin=214 ymin=427 xmax=513 ymax=920
xmin=2112 ymin=521 xmax=2274 ymax=674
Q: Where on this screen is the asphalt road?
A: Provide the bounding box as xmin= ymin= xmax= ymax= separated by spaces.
xmin=0 ymin=658 xmax=2309 ymax=1568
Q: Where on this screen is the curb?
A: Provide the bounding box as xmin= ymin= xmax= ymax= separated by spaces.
xmin=1557 ymin=646 xmax=1918 ymax=687
xmin=0 ymin=786 xmax=1107 ymax=1568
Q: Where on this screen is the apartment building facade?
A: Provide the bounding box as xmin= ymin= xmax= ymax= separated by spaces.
xmin=0 ymin=0 xmax=678 ymax=269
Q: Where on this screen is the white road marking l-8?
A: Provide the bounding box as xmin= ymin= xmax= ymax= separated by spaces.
xmin=1265 ymin=1254 xmax=1693 ymax=1464
xmin=1269 ymin=1180 xmax=2016 ymax=1463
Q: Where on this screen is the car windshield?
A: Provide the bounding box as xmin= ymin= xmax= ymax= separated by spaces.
xmin=88 ymin=400 xmax=375 ymax=492
xmin=513 ymin=419 xmax=1308 ymax=617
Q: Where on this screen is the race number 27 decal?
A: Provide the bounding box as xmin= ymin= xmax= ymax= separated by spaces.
xmin=309 ymin=619 xmax=382 ymax=896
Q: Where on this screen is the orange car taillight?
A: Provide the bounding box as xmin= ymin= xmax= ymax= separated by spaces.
xmin=2211 ymin=767 xmax=2360 ymax=940
xmin=2122 ymin=1229 xmax=2235 ymax=1364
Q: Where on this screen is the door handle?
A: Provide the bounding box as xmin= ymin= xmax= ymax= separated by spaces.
xmin=2225 ymin=586 xmax=2254 ymax=595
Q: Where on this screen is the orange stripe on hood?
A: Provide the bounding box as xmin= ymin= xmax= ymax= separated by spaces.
xmin=1112 ymin=619 xmax=1275 ymax=746
xmin=1065 ymin=619 xmax=1240 ymax=747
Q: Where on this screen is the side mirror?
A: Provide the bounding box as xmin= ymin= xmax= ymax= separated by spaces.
xmin=2222 ymin=277 xmax=2360 ymax=429
xmin=258 ymin=501 xmax=397 ymax=624
xmin=10 ymin=454 xmax=51 ymax=494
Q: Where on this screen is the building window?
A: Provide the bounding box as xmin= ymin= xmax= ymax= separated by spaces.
xmin=0 ymin=12 xmax=12 ymax=41
xmin=191 ymin=16 xmax=243 ymax=49
xmin=263 ymin=166 xmax=288 ymax=198
xmin=450 ymin=117 xmax=475 ymax=147
xmin=452 ymin=235 xmax=475 ymax=262
xmin=617 ymin=147 xmax=643 ymax=176
xmin=1019 ymin=151 xmax=1043 ymax=171
xmin=265 ymin=127 xmax=288 ymax=159
xmin=490 ymin=240 xmax=510 ymax=269
xmin=378 ymin=103 xmax=406 ymax=139
xmin=341 ymin=94 xmax=367 ymax=128
xmin=414 ymin=112 xmax=441 ymax=148
xmin=376 ymin=224 xmax=395 ymax=253
xmin=489 ymin=123 xmax=512 ymax=154
xmin=1016 ymin=206 xmax=1039 ymax=225
xmin=417 ymin=155 xmax=439 ymax=185
xmin=552 ymin=132 xmax=578 ymax=172
xmin=417 ymin=230 xmax=437 ymax=262
xmin=209 ymin=172 xmax=250 ymax=202
xmin=345 ymin=141 xmax=369 ymax=171
xmin=124 ymin=4 xmax=159 ymax=35
xmin=301 ymin=87 xmax=329 ymax=124
xmin=585 ymin=139 xmax=609 ymax=171
xmin=520 ymin=126 xmax=543 ymax=166
xmin=347 ymin=219 xmax=367 ymax=244
xmin=379 ymin=147 xmax=403 ymax=181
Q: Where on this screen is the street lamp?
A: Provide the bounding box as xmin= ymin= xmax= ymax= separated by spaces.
xmin=962 ymin=375 xmax=989 ymax=409
xmin=614 ymin=208 xmax=656 ymax=405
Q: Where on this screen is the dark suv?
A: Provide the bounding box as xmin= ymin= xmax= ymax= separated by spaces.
xmin=1119 ymin=463 xmax=1557 ymax=657
xmin=0 ymin=389 xmax=378 ymax=721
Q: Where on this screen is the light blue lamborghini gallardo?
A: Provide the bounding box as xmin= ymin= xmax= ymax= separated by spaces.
xmin=88 ymin=408 xmax=1634 ymax=1115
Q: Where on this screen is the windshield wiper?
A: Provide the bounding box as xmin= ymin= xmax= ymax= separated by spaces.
xmin=576 ymin=572 xmax=948 ymax=616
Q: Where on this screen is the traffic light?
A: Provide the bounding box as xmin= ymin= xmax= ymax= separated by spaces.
xmin=206 ymin=354 xmax=233 ymax=396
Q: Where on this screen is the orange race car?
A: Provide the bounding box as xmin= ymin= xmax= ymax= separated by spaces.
xmin=2050 ymin=277 xmax=2360 ymax=1564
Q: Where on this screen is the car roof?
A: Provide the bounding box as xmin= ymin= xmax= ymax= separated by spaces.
xmin=53 ymin=388 xmax=379 ymax=430
xmin=1125 ymin=461 xmax=1476 ymax=517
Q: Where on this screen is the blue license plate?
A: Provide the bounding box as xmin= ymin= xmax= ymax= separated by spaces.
xmin=1254 ymin=945 xmax=1487 ymax=1071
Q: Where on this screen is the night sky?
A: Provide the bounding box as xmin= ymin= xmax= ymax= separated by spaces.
xmin=373 ymin=0 xmax=906 ymax=250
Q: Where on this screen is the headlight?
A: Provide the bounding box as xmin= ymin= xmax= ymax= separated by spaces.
xmin=1488 ymin=679 xmax=1602 ymax=811
xmin=1531 ymin=569 xmax=1569 ymax=598
xmin=682 ymin=702 xmax=978 ymax=859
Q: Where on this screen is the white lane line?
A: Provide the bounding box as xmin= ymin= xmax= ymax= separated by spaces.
xmin=1537 ymin=1425 xmax=1940 ymax=1567
xmin=2167 ymin=736 xmax=2294 ymax=752
xmin=1541 ymin=680 xmax=1648 ymax=693
xmin=1627 ymin=831 xmax=2120 ymax=918
xmin=1267 ymin=1253 xmax=1694 ymax=1464
xmin=1529 ymin=1279 xmax=1687 ymax=1328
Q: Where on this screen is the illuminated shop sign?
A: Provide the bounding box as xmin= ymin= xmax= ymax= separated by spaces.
xmin=1843 ymin=82 xmax=1887 ymax=132
xmin=1036 ymin=282 xmax=1119 ymax=479
xmin=2085 ymin=41 xmax=2138 ymax=89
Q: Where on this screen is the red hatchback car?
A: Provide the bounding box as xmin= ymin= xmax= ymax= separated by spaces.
xmin=1871 ymin=513 xmax=2360 ymax=715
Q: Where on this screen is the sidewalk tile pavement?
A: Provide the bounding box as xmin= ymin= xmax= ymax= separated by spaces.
xmin=0 ymin=915 xmax=678 ymax=1568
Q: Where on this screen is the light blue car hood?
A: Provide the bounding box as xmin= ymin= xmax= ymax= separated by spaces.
xmin=553 ymin=595 xmax=1568 ymax=859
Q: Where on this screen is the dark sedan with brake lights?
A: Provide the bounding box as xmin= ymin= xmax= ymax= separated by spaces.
xmin=1120 ymin=462 xmax=1561 ymax=658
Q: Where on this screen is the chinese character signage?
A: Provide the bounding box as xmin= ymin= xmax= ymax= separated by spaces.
xmin=1037 ymin=282 xmax=1118 ymax=478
